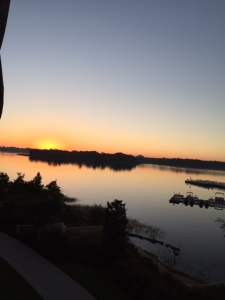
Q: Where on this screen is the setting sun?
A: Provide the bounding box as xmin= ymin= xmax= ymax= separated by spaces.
xmin=34 ymin=138 xmax=64 ymax=150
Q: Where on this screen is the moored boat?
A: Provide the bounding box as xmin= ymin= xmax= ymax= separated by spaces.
xmin=186 ymin=191 xmax=193 ymax=199
xmin=170 ymin=193 xmax=184 ymax=203
xmin=214 ymin=192 xmax=224 ymax=203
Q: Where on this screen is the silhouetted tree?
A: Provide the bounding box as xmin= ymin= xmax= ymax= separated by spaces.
xmin=46 ymin=180 xmax=62 ymax=196
xmin=31 ymin=172 xmax=42 ymax=187
xmin=0 ymin=172 xmax=9 ymax=186
xmin=27 ymin=172 xmax=43 ymax=193
xmin=102 ymin=199 xmax=128 ymax=260
xmin=12 ymin=172 xmax=25 ymax=190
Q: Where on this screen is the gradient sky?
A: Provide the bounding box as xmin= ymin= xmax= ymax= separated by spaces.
xmin=1 ymin=0 xmax=225 ymax=161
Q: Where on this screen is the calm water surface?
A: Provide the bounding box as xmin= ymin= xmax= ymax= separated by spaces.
xmin=1 ymin=153 xmax=225 ymax=282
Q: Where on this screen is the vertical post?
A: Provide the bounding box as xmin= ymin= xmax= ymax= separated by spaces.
xmin=0 ymin=0 xmax=11 ymax=118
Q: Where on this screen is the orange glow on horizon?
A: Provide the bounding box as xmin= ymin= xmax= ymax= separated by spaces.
xmin=1 ymin=135 xmax=224 ymax=162
xmin=33 ymin=138 xmax=65 ymax=150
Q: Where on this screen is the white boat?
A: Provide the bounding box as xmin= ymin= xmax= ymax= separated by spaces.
xmin=186 ymin=191 xmax=193 ymax=200
xmin=214 ymin=192 xmax=224 ymax=203
xmin=170 ymin=193 xmax=184 ymax=203
xmin=174 ymin=193 xmax=184 ymax=199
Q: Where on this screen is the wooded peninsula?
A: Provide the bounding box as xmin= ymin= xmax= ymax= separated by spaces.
xmin=1 ymin=147 xmax=225 ymax=171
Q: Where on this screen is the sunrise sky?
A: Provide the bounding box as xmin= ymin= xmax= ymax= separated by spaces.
xmin=1 ymin=0 xmax=225 ymax=161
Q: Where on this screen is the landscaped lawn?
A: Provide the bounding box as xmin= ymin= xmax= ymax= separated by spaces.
xmin=0 ymin=257 xmax=43 ymax=300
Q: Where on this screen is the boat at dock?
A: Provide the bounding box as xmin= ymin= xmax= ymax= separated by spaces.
xmin=186 ymin=191 xmax=193 ymax=199
xmin=214 ymin=192 xmax=224 ymax=202
xmin=171 ymin=193 xmax=185 ymax=203
xmin=169 ymin=192 xmax=225 ymax=210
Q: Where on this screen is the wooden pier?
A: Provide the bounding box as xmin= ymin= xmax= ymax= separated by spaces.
xmin=185 ymin=179 xmax=225 ymax=190
xmin=169 ymin=192 xmax=225 ymax=209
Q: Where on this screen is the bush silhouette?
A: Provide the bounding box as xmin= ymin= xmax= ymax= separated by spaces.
xmin=102 ymin=199 xmax=128 ymax=260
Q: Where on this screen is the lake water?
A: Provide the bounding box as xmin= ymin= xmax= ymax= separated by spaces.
xmin=1 ymin=152 xmax=225 ymax=282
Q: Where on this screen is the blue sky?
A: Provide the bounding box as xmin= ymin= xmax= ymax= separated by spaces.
xmin=1 ymin=0 xmax=225 ymax=161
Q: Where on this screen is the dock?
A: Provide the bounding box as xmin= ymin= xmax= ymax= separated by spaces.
xmin=169 ymin=192 xmax=225 ymax=210
xmin=185 ymin=179 xmax=225 ymax=190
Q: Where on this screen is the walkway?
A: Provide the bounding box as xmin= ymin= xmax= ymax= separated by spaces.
xmin=0 ymin=232 xmax=96 ymax=300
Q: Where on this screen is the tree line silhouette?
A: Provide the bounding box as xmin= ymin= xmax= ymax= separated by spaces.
xmin=1 ymin=147 xmax=225 ymax=172
xmin=136 ymin=156 xmax=225 ymax=171
xmin=29 ymin=149 xmax=138 ymax=171
xmin=0 ymin=146 xmax=30 ymax=154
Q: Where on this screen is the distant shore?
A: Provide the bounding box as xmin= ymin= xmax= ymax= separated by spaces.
xmin=1 ymin=146 xmax=225 ymax=172
xmin=136 ymin=156 xmax=225 ymax=172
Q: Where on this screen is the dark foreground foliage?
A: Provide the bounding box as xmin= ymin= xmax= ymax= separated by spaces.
xmin=1 ymin=171 xmax=225 ymax=300
xmin=102 ymin=199 xmax=128 ymax=260
xmin=0 ymin=171 xmax=104 ymax=234
xmin=33 ymin=229 xmax=225 ymax=300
